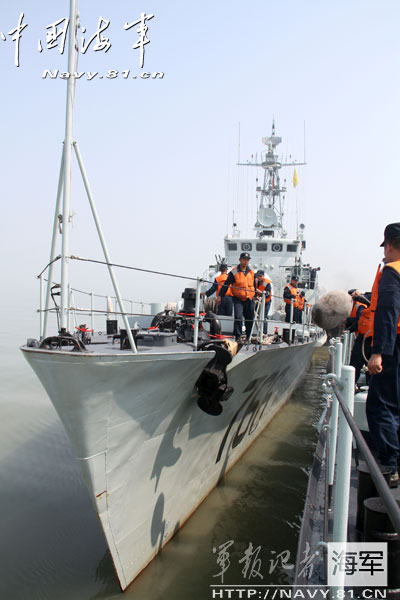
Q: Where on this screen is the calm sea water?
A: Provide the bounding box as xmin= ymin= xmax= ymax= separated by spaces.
xmin=0 ymin=311 xmax=328 ymax=600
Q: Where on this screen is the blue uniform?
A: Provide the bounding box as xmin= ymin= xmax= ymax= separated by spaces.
xmin=366 ymin=266 xmax=400 ymax=473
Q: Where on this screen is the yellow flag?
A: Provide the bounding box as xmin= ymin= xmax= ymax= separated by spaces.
xmin=293 ymin=168 xmax=299 ymax=187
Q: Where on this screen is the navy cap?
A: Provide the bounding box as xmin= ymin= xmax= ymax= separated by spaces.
xmin=291 ymin=274 xmax=299 ymax=281
xmin=240 ymin=252 xmax=251 ymax=259
xmin=380 ymin=222 xmax=400 ymax=247
xmin=348 ymin=288 xmax=357 ymax=295
xmin=256 ymin=269 xmax=265 ymax=276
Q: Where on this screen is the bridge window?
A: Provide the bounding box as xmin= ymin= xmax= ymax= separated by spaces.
xmin=228 ymin=243 xmax=237 ymax=251
xmin=256 ymin=243 xmax=268 ymax=251
xmin=287 ymin=244 xmax=298 ymax=252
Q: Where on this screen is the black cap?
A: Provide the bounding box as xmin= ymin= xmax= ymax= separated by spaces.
xmin=239 ymin=252 xmax=251 ymax=259
xmin=380 ymin=222 xmax=400 ymax=247
xmin=256 ymin=269 xmax=264 ymax=276
xmin=219 ymin=264 xmax=228 ymax=271
xmin=291 ymin=274 xmax=299 ymax=281
xmin=300 ymin=291 xmax=305 ymax=297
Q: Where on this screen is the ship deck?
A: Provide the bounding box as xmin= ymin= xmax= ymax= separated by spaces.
xmin=25 ymin=333 xmax=312 ymax=357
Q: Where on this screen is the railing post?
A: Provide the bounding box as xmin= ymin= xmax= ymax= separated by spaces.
xmin=67 ymin=283 xmax=71 ymax=332
xmin=333 ymin=365 xmax=355 ymax=544
xmin=289 ymin=299 xmax=294 ymax=343
xmin=91 ymin=292 xmax=94 ymax=334
xmin=259 ymin=291 xmax=266 ymax=348
xmin=39 ymin=274 xmax=44 ymax=340
xmin=193 ymin=278 xmax=202 ymax=349
xmin=346 ymin=332 xmax=354 ymax=365
xmin=302 ymin=304 xmax=307 ymax=341
xmin=328 ymin=340 xmax=342 ymax=488
xmin=342 ymin=331 xmax=349 ymax=366
xmin=70 ymin=290 xmax=77 ymax=331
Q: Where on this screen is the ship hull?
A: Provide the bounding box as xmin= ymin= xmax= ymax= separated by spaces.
xmin=22 ymin=336 xmax=325 ymax=590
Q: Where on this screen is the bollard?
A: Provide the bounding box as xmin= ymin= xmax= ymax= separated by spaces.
xmin=364 ymin=497 xmax=400 ymax=592
xmin=356 ymin=462 xmax=391 ymax=531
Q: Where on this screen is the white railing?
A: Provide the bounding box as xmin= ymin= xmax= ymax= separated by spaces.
xmin=319 ymin=334 xmax=400 ymax=594
xmin=37 ymin=260 xmax=322 ymax=350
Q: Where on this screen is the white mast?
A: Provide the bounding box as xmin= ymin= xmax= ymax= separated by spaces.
xmin=60 ymin=0 xmax=78 ymax=333
xmin=53 ymin=0 xmax=137 ymax=351
xmin=237 ymin=120 xmax=306 ymax=239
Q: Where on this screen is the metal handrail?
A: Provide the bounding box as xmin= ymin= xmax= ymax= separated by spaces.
xmin=38 ymin=254 xmax=322 ymax=346
xmin=331 ymin=380 xmax=400 ymax=534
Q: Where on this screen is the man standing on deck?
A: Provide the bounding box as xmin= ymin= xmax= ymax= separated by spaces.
xmin=201 ymin=264 xmax=233 ymax=316
xmin=367 ymin=222 xmax=400 ymax=488
xmin=346 ymin=289 xmax=370 ymax=384
xmin=218 ymin=252 xmax=255 ymax=341
xmin=296 ymin=291 xmax=306 ymax=323
xmin=283 ymin=275 xmax=300 ymax=323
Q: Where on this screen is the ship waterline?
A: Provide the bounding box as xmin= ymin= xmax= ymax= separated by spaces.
xmin=22 ymin=336 xmax=325 ymax=589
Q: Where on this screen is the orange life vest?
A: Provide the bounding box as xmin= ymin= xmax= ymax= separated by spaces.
xmin=370 ymin=260 xmax=400 ymax=342
xmin=284 ymin=284 xmax=299 ymax=306
xmin=350 ymin=300 xmax=368 ymax=319
xmin=256 ymin=277 xmax=272 ymax=303
xmin=215 ymin=273 xmax=233 ymax=297
xmin=357 ymin=307 xmax=372 ymax=337
xmin=230 ymin=266 xmax=255 ymax=301
xmin=297 ymin=296 xmax=305 ymax=311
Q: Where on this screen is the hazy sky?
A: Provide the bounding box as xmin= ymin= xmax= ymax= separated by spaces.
xmin=2 ymin=0 xmax=399 ymax=326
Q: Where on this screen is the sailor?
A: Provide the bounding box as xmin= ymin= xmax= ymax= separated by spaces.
xmin=346 ymin=289 xmax=368 ymax=330
xmin=310 ymin=266 xmax=320 ymax=289
xmin=283 ymin=275 xmax=299 ymax=323
xmin=297 ymin=291 xmax=306 ymax=323
xmin=366 ymin=222 xmax=400 ymax=488
xmin=255 ymin=270 xmax=272 ymax=333
xmin=345 ymin=289 xmax=369 ymax=384
xmin=202 ymin=264 xmax=233 ymax=316
xmin=218 ymin=252 xmax=255 ymax=341
xmin=354 ymin=291 xmax=373 ymax=384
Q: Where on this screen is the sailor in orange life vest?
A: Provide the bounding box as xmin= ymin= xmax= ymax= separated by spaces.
xmin=218 ymin=252 xmax=256 ymax=341
xmin=366 ymin=222 xmax=400 ymax=487
xmin=345 ymin=288 xmax=370 ymax=384
xmin=201 ymin=264 xmax=233 ymax=316
xmin=283 ymin=275 xmax=300 ymax=323
xmin=255 ymin=270 xmax=272 ymax=333
xmin=296 ymin=291 xmax=306 ymax=324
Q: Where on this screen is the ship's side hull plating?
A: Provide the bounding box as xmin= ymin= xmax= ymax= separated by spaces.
xmin=22 ymin=339 xmax=324 ymax=589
